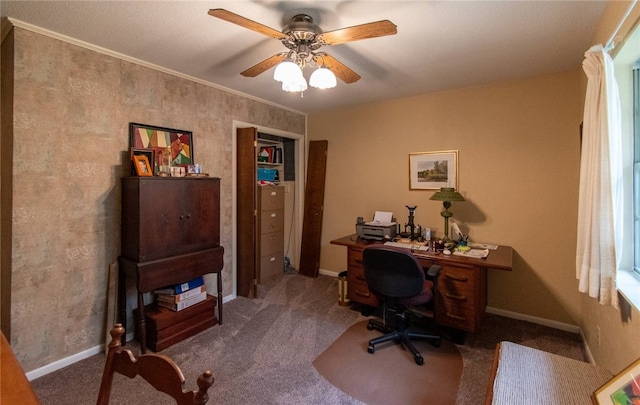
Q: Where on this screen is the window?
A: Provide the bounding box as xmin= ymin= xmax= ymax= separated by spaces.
xmin=615 ymin=23 xmax=640 ymax=309
xmin=634 ymin=59 xmax=640 ymax=275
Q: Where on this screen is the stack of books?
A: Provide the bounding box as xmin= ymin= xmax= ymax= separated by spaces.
xmin=154 ymin=276 xmax=207 ymax=311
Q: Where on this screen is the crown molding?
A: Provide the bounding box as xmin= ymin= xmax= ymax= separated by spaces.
xmin=5 ymin=17 xmax=306 ymax=117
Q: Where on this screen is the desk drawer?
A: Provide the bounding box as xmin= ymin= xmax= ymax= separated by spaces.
xmin=348 ymin=248 xmax=364 ymax=267
xmin=436 ymin=304 xmax=477 ymax=332
xmin=347 ymin=263 xmax=367 ymax=283
xmin=437 ymin=265 xmax=477 ymax=309
xmin=348 ymin=278 xmax=378 ymax=307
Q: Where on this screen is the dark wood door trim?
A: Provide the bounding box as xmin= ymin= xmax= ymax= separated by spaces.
xmin=298 ymin=140 xmax=328 ymax=277
xmin=236 ymin=127 xmax=257 ymax=297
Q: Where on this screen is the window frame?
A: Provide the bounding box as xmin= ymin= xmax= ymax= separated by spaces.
xmin=615 ymin=23 xmax=640 ymax=310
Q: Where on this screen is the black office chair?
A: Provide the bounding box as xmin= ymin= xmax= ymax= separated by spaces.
xmin=362 ymin=245 xmax=441 ymax=365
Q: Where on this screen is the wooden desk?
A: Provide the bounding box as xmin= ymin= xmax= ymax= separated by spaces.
xmin=1 ymin=332 xmax=41 ymax=404
xmin=330 ymin=234 xmax=513 ymax=333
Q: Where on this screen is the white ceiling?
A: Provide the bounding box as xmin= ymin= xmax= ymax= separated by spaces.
xmin=1 ymin=1 xmax=609 ymax=114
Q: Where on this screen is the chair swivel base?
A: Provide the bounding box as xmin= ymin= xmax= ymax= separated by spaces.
xmin=366 ymin=318 xmax=441 ymax=365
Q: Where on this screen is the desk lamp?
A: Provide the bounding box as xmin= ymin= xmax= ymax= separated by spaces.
xmin=429 ymin=187 xmax=465 ymax=242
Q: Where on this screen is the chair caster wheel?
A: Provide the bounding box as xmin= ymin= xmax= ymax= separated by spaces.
xmin=415 ymin=355 xmax=424 ymax=365
xmin=367 ymin=323 xmax=374 ymax=330
xmin=367 ymin=344 xmax=375 ymax=354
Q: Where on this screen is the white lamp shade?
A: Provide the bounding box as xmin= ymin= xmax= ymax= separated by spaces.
xmin=309 ymin=66 xmax=337 ymax=89
xmin=282 ymin=75 xmax=308 ymax=92
xmin=273 ymin=61 xmax=303 ymax=83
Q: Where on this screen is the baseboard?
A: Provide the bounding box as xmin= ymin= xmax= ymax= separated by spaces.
xmin=319 ymin=268 xmax=339 ymax=278
xmin=486 ymin=306 xmax=580 ymax=334
xmin=27 ymin=293 xmax=237 ymax=381
xmin=26 ymin=344 xmax=104 ymax=381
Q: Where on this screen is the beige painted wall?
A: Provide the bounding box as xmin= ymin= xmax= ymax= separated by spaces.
xmin=579 ymin=0 xmax=640 ymax=374
xmin=309 ymin=0 xmax=640 ymax=374
xmin=309 ymin=71 xmax=583 ymax=327
xmin=2 ymin=27 xmax=305 ymax=372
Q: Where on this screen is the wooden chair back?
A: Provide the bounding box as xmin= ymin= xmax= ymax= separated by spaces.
xmin=96 ymin=324 xmax=214 ymax=405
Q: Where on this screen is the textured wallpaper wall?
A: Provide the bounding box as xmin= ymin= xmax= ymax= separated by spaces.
xmin=7 ymin=27 xmax=305 ymax=372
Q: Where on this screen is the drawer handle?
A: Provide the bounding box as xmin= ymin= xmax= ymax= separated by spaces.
xmin=446 ymin=274 xmax=468 ymax=282
xmin=271 ymin=213 xmax=277 ymax=218
xmin=270 ymin=257 xmax=276 ymax=262
xmin=355 ymin=275 xmax=366 ymax=281
xmin=446 ymin=312 xmax=466 ymax=321
xmin=271 ymin=191 xmax=277 ymax=196
xmin=445 ymin=293 xmax=468 ymax=301
xmin=354 ymin=258 xmax=363 ymax=264
xmin=355 ymin=289 xmax=371 ymax=298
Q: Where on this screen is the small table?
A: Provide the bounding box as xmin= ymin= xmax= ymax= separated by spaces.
xmin=330 ymin=234 xmax=513 ymax=334
xmin=118 ymin=247 xmax=224 ymax=353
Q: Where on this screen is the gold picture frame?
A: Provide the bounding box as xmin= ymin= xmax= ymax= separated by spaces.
xmin=593 ymin=357 xmax=640 ymax=404
xmin=409 ymin=150 xmax=458 ymax=190
xmin=133 ymin=155 xmax=153 ymax=177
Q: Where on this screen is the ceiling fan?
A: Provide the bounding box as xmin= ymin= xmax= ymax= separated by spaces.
xmin=207 ymin=8 xmax=397 ymax=87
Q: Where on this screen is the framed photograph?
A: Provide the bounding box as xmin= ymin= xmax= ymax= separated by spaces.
xmin=409 ymin=150 xmax=458 ymax=190
xmin=593 ymin=358 xmax=640 ymax=404
xmin=130 ymin=148 xmax=155 ymax=176
xmin=129 ymin=123 xmax=193 ymax=172
xmin=133 ymin=155 xmax=153 ymax=177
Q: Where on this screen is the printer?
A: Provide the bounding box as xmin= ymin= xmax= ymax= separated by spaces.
xmin=356 ymin=211 xmax=397 ymax=240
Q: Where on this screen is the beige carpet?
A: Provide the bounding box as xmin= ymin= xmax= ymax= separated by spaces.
xmin=312 ymin=320 xmax=463 ymax=405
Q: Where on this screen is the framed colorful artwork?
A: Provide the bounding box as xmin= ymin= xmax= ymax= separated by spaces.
xmin=409 ymin=150 xmax=458 ymax=190
xmin=593 ymin=358 xmax=640 ymax=404
xmin=129 ymin=123 xmax=193 ymax=172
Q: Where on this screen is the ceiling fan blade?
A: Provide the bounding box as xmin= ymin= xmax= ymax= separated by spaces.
xmin=208 ymin=9 xmax=285 ymax=39
xmin=241 ymin=54 xmax=287 ymax=77
xmin=317 ymin=53 xmax=361 ymax=84
xmin=321 ymin=20 xmax=397 ymax=45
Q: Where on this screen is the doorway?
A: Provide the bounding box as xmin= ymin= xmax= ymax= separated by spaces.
xmin=232 ymin=121 xmax=305 ymax=298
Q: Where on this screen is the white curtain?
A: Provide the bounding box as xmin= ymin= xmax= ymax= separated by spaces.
xmin=576 ymin=45 xmax=623 ymax=307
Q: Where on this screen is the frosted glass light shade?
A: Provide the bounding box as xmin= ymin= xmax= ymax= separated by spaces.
xmin=282 ymin=75 xmax=308 ymax=92
xmin=273 ymin=61 xmax=302 ymax=82
xmin=309 ymin=67 xmax=337 ymax=89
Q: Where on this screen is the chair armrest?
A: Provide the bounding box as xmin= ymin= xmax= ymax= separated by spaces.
xmin=426 ymin=265 xmax=441 ymax=280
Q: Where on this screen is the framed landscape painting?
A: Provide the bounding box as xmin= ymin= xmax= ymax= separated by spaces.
xmin=409 ymin=150 xmax=458 ymax=190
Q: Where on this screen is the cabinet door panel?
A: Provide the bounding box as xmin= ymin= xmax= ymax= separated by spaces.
xmin=121 ymin=177 xmax=220 ymax=261
xmin=178 ymin=179 xmax=220 ymax=254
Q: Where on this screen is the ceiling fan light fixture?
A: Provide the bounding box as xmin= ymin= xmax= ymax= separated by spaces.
xmin=282 ymin=75 xmax=308 ymax=92
xmin=309 ymin=66 xmax=337 ymax=89
xmin=273 ymin=60 xmax=302 ymax=82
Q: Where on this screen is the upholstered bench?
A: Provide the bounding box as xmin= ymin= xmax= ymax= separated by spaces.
xmin=485 ymin=341 xmax=613 ymax=404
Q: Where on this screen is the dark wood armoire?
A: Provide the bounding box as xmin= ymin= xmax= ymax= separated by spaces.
xmin=118 ymin=176 xmax=224 ymax=352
